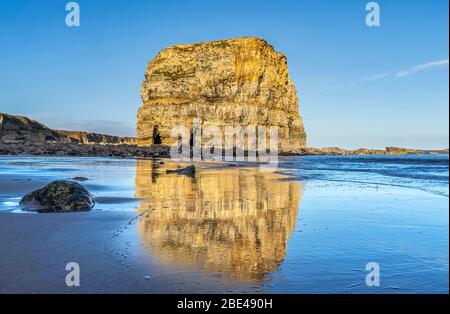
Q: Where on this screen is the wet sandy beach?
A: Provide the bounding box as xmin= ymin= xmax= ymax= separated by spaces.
xmin=0 ymin=156 xmax=448 ymax=293
xmin=0 ymin=210 xmax=269 ymax=293
xmin=0 ymin=158 xmax=298 ymax=293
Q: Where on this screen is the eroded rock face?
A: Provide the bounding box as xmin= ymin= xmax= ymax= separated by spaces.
xmin=20 ymin=180 xmax=95 ymax=213
xmin=137 ymin=37 xmax=307 ymax=153
xmin=0 ymin=113 xmax=68 ymax=145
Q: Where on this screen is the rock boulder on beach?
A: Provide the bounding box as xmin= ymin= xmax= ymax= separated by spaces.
xmin=20 ymin=180 xmax=95 ymax=213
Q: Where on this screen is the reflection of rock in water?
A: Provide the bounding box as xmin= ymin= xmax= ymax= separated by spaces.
xmin=135 ymin=160 xmax=302 ymax=281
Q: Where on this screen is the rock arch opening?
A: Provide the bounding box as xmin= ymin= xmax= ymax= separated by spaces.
xmin=153 ymin=126 xmax=162 ymax=145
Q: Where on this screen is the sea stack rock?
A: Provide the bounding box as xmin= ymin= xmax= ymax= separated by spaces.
xmin=137 ymin=37 xmax=307 ymax=153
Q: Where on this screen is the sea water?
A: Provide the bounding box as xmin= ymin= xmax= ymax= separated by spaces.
xmin=0 ymin=155 xmax=448 ymax=293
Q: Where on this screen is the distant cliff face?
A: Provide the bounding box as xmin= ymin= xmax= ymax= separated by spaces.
xmin=58 ymin=130 xmax=137 ymax=145
xmin=137 ymin=37 xmax=307 ymax=153
xmin=0 ymin=113 xmax=68 ymax=144
xmin=0 ymin=112 xmax=136 ymax=145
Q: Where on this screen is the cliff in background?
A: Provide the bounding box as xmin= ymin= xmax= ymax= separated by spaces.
xmin=0 ymin=112 xmax=136 ymax=146
xmin=0 ymin=113 xmax=69 ymax=144
xmin=137 ymin=37 xmax=307 ymax=153
xmin=58 ymin=130 xmax=136 ymax=145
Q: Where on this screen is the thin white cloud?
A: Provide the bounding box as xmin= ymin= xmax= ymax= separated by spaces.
xmin=352 ymin=59 xmax=448 ymax=86
xmin=347 ymin=73 xmax=388 ymax=87
xmin=396 ymin=59 xmax=449 ymax=77
xmin=361 ymin=73 xmax=388 ymax=82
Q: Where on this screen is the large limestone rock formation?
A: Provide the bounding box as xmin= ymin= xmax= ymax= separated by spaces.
xmin=137 ymin=37 xmax=306 ymax=153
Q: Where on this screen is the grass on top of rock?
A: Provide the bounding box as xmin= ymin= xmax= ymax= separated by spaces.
xmin=152 ymin=69 xmax=194 ymax=81
xmin=212 ymin=40 xmax=231 ymax=48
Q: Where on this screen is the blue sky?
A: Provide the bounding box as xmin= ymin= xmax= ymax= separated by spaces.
xmin=0 ymin=0 xmax=448 ymax=149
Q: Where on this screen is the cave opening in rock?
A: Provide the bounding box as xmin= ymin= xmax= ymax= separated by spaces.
xmin=153 ymin=126 xmax=162 ymax=145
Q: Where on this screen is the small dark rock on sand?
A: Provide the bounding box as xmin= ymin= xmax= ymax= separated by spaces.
xmin=166 ymin=165 xmax=196 ymax=178
xmin=20 ymin=180 xmax=95 ymax=213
